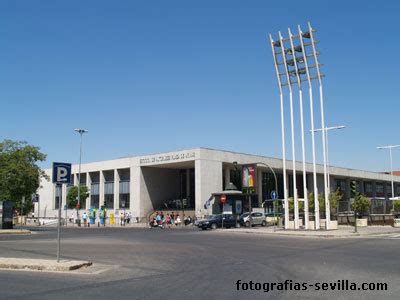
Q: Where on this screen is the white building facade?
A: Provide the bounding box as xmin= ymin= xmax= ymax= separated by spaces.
xmin=37 ymin=147 xmax=400 ymax=223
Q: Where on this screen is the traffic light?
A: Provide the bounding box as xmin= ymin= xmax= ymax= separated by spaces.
xmin=350 ymin=180 xmax=357 ymax=198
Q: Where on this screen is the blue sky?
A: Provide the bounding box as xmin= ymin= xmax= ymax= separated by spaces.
xmin=1 ymin=0 xmax=399 ymax=171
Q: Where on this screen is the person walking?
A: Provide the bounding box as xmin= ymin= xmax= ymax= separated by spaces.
xmin=82 ymin=211 xmax=88 ymax=227
xmin=120 ymin=210 xmax=125 ymax=226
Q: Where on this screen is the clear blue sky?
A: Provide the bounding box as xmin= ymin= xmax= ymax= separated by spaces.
xmin=1 ymin=0 xmax=399 ymax=172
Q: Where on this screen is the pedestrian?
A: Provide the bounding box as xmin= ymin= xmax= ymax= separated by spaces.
xmin=126 ymin=212 xmax=131 ymax=224
xmin=82 ymin=211 xmax=88 ymax=227
xmin=120 ymin=211 xmax=125 ymax=226
xmin=156 ymin=212 xmax=162 ymax=227
xmin=166 ymin=214 xmax=171 ymax=228
xmin=175 ymin=214 xmax=181 ymax=226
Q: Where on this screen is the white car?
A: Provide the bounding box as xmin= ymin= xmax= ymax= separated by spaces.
xmin=240 ymin=212 xmax=267 ymax=227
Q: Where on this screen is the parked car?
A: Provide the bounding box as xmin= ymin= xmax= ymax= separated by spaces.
xmin=197 ymin=214 xmax=240 ymax=230
xmin=240 ymin=212 xmax=267 ymax=227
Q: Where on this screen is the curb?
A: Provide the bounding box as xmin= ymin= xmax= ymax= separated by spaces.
xmin=0 ymin=259 xmax=92 ymax=272
xmin=0 ymin=230 xmax=31 ymax=235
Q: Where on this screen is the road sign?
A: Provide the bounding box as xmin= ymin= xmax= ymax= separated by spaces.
xmin=31 ymin=194 xmax=39 ymax=203
xmin=271 ymin=191 xmax=278 ymax=200
xmin=220 ymin=194 xmax=227 ymax=204
xmin=52 ymin=162 xmax=72 ymax=184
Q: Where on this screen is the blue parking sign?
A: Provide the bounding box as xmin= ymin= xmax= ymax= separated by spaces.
xmin=52 ymin=162 xmax=72 ymax=184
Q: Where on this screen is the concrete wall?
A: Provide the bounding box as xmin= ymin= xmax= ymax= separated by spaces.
xmin=195 ymin=159 xmax=223 ymax=217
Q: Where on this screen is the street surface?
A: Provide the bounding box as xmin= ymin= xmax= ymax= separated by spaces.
xmin=0 ymin=226 xmax=399 ymax=299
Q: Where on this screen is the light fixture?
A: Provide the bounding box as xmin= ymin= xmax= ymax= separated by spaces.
xmin=286 ymin=56 xmax=305 ymax=66
xmin=273 ymin=41 xmax=281 ymax=47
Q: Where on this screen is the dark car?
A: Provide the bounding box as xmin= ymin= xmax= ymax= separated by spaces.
xmin=197 ymin=214 xmax=240 ymax=230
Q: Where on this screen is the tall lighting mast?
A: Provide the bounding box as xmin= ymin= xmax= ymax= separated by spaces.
xmin=269 ymin=22 xmax=327 ymax=230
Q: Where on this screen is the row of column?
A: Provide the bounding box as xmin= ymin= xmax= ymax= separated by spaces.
xmin=61 ymin=169 xmax=130 ymax=211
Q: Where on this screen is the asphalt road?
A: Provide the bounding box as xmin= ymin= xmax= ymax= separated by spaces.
xmin=0 ymin=226 xmax=399 ymax=300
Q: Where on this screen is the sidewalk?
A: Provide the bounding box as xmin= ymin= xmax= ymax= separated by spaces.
xmin=0 ymin=258 xmax=92 ymax=271
xmin=220 ymin=225 xmax=400 ymax=238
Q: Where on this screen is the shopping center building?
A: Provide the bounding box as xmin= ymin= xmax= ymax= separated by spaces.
xmin=37 ymin=147 xmax=400 ymax=222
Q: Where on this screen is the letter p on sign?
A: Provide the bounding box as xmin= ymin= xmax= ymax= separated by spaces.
xmin=52 ymin=162 xmax=72 ymax=184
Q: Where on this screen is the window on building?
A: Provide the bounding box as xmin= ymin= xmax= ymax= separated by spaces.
xmin=78 ymin=173 xmax=87 ymax=185
xmin=356 ymin=181 xmax=362 ymax=193
xmin=118 ymin=168 xmax=130 ymax=209
xmin=104 ymin=194 xmax=114 ymax=209
xmin=376 ymin=183 xmax=384 ymax=194
xmin=90 ymin=195 xmax=99 ymax=209
xmin=335 ymin=179 xmax=346 ymax=192
xmin=119 ymin=193 xmax=130 ymax=209
xmin=365 ymin=182 xmax=372 ymax=193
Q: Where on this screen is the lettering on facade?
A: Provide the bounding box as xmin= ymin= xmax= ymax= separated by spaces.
xmin=140 ymin=152 xmax=195 ymax=165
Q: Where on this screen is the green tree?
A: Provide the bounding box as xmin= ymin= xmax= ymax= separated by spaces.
xmin=0 ymin=140 xmax=48 ymax=214
xmin=351 ymin=194 xmax=370 ymax=218
xmin=308 ymin=192 xmax=324 ymax=211
xmin=307 ymin=190 xmax=341 ymax=214
xmin=394 ymin=200 xmax=400 ymax=212
xmin=328 ymin=189 xmax=342 ymax=213
xmin=288 ymin=197 xmax=304 ymax=212
xmin=66 ymin=185 xmax=89 ymax=212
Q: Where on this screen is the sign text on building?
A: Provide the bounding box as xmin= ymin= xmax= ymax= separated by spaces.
xmin=140 ymin=151 xmax=195 ymax=165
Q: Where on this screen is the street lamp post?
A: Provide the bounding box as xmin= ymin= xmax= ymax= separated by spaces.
xmin=74 ymin=128 xmax=88 ymax=226
xmin=377 ymin=145 xmax=400 ymax=201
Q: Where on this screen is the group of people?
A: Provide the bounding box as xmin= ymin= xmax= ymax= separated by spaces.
xmin=120 ymin=211 xmax=132 ymax=226
xmin=68 ymin=210 xmax=134 ymax=227
xmin=151 ymin=212 xmax=193 ymax=228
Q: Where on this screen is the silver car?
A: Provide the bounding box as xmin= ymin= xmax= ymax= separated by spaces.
xmin=240 ymin=212 xmax=267 ymax=227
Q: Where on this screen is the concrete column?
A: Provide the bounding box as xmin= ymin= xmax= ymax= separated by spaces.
xmin=114 ymin=170 xmax=120 ymax=212
xmin=186 ymin=169 xmax=190 ymax=198
xmin=130 ymin=166 xmax=141 ymax=219
xmin=257 ymin=168 xmax=263 ymax=207
xmin=195 ymin=159 xmax=223 ymax=217
xmin=86 ymin=173 xmax=91 ymax=209
xmin=99 ymin=171 xmax=105 ymax=207
xmin=224 ymin=166 xmax=230 ymax=188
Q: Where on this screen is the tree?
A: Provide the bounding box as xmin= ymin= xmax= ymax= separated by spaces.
xmin=66 ymin=185 xmax=89 ymax=210
xmin=351 ymin=194 xmax=370 ymax=218
xmin=394 ymin=200 xmax=400 ymax=212
xmin=307 ymin=190 xmax=341 ymax=214
xmin=308 ymin=192 xmax=324 ymax=211
xmin=328 ymin=189 xmax=342 ymax=213
xmin=0 ymin=140 xmax=48 ymax=214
